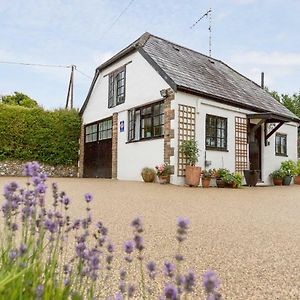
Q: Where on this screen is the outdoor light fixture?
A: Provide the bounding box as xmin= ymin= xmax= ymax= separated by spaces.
xmin=160 ymin=89 xmax=167 ymax=98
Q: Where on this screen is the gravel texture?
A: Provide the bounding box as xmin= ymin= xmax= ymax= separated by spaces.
xmin=0 ymin=177 xmax=299 ymax=299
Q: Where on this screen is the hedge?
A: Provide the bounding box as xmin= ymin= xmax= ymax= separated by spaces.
xmin=0 ymin=105 xmax=81 ymax=165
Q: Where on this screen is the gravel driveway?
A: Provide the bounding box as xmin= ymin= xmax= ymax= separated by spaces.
xmin=1 ymin=177 xmax=299 ymax=299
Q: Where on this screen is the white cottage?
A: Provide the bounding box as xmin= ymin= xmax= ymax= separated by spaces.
xmin=79 ymin=32 xmax=299 ymax=185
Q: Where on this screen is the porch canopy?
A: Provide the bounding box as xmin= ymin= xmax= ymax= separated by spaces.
xmin=247 ymin=112 xmax=297 ymax=146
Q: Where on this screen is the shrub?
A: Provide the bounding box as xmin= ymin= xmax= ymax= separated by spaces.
xmin=0 ymin=162 xmax=222 ymax=299
xmin=202 ymin=169 xmax=214 ymax=179
xmin=155 ymin=163 xmax=172 ymax=177
xmin=215 ymin=168 xmax=230 ymax=179
xmin=280 ymin=160 xmax=297 ymax=176
xmin=0 ymin=105 xmax=81 ymax=165
xmin=180 ymin=141 xmax=199 ymax=166
xmin=270 ymin=169 xmax=285 ymax=179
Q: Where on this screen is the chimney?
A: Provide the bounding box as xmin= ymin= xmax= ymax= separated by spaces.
xmin=261 ymin=72 xmax=264 ymax=89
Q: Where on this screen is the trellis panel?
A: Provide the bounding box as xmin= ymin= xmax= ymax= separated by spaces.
xmin=177 ymin=105 xmax=196 ymax=176
xmin=235 ymin=117 xmax=248 ymax=172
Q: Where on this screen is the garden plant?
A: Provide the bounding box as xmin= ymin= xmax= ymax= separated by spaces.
xmin=0 ymin=162 xmax=222 ymax=299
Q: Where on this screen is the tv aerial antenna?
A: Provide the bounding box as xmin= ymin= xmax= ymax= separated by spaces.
xmin=190 ymin=8 xmax=212 ymax=57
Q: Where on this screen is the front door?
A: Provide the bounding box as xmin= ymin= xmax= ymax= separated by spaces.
xmin=83 ymin=118 xmax=113 ymax=178
xmin=249 ymin=123 xmax=262 ymax=177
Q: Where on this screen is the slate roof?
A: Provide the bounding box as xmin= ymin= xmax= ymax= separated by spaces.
xmin=81 ymin=33 xmax=298 ymax=122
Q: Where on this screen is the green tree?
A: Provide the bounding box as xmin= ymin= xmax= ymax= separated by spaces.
xmin=266 ymin=87 xmax=300 ymax=117
xmin=1 ymin=92 xmax=39 ymax=108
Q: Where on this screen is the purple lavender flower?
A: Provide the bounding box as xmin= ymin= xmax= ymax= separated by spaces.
xmin=133 ymin=235 xmax=144 ymax=251
xmin=163 ymin=262 xmax=175 ymax=278
xmin=19 ymin=244 xmax=27 ymax=256
xmin=203 ymin=271 xmax=220 ymax=293
xmin=11 ymin=223 xmax=18 ymax=231
xmin=183 ymin=270 xmax=196 ymax=292
xmin=124 ymin=241 xmax=134 ymax=254
xmin=131 ymin=217 xmax=143 ymax=233
xmin=90 ymin=255 xmax=100 ymax=271
xmin=84 ymin=193 xmax=93 ymax=203
xmin=119 ymin=281 xmax=126 ymax=294
xmin=107 ymin=242 xmax=114 ymax=253
xmin=8 ymin=249 xmax=18 ymax=261
xmin=164 ymin=284 xmax=178 ymax=300
xmin=44 ymin=219 xmax=58 ymax=233
xmin=63 ymin=196 xmax=70 ymax=206
xmin=120 ymin=269 xmax=126 ymax=280
xmin=114 ymin=292 xmax=124 ymax=300
xmin=4 ymin=182 xmax=19 ymax=194
xmin=127 ymin=284 xmax=135 ymax=298
xmin=40 ymin=172 xmax=47 ymax=181
xmin=73 ymin=219 xmax=81 ymax=229
xmin=23 ymin=162 xmax=34 ymax=177
xmin=36 ymin=183 xmax=46 ymax=194
xmin=35 ymin=284 xmax=44 ymax=298
xmin=146 ymin=261 xmax=156 ymax=279
xmin=176 ymin=217 xmax=190 ymax=242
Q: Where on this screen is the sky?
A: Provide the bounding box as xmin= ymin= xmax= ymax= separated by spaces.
xmin=0 ymin=0 xmax=299 ymax=109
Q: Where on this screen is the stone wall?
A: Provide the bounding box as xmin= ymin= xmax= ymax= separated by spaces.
xmin=0 ymin=161 xmax=78 ymax=177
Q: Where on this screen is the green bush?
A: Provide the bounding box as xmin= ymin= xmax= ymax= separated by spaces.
xmin=0 ymin=104 xmax=81 ymax=165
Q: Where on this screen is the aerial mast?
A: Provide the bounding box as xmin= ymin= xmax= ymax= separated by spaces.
xmin=190 ymin=8 xmax=212 ymax=57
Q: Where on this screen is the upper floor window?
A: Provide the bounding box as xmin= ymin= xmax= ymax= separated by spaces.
xmin=275 ymin=133 xmax=287 ymax=156
xmin=108 ymin=67 xmax=126 ymax=108
xmin=206 ymin=114 xmax=227 ymax=150
xmin=128 ymin=101 xmax=164 ymax=142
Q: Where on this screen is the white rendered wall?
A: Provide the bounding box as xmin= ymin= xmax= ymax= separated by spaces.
xmin=82 ymin=50 xmax=169 ymax=181
xmin=82 ymin=51 xmax=169 ymax=124
xmin=261 ymin=122 xmax=298 ymax=185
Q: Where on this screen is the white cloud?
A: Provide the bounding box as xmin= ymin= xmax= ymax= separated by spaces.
xmin=230 ymin=0 xmax=257 ymax=4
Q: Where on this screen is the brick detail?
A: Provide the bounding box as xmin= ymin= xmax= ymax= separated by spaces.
xmin=78 ymin=123 xmax=84 ymax=177
xmin=112 ymin=113 xmax=118 ymax=179
xmin=164 ymin=88 xmax=175 ymax=174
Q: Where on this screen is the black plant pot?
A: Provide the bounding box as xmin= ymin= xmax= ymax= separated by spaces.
xmin=283 ymin=176 xmax=292 ymax=186
xmin=243 ymin=170 xmax=260 ymax=187
xmin=216 ymin=178 xmax=225 ymax=188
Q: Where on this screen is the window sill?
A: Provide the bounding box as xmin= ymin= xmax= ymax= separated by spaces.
xmin=126 ymin=135 xmax=164 ymax=144
xmin=275 ymin=153 xmax=288 ymax=157
xmin=206 ymin=147 xmax=229 ymax=152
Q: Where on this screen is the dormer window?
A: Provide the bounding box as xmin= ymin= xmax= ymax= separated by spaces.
xmin=108 ymin=67 xmax=126 ymax=108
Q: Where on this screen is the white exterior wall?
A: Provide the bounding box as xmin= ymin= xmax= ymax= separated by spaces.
xmin=261 ymin=122 xmax=298 ymax=184
xmin=171 ymin=92 xmax=298 ymax=185
xmin=82 ymin=51 xmax=169 ymax=181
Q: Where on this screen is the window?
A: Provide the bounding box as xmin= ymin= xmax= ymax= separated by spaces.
xmin=108 ymin=68 xmax=126 ymax=108
xmin=128 ymin=101 xmax=164 ymax=141
xmin=85 ymin=118 xmax=112 ymax=143
xmin=85 ymin=124 xmax=98 ymax=143
xmin=99 ymin=119 xmax=112 ymax=140
xmin=206 ymin=114 xmax=227 ymax=150
xmin=275 ymin=133 xmax=287 ymax=156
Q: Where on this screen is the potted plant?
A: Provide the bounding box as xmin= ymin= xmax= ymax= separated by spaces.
xmin=180 ymin=140 xmax=201 ymax=187
xmin=294 ymin=161 xmax=300 ymax=185
xmin=243 ymin=169 xmax=260 ymax=187
xmin=202 ymin=169 xmax=213 ymax=188
xmin=270 ymin=169 xmax=284 ymax=186
xmin=232 ymin=172 xmax=243 ymax=188
xmin=280 ymin=160 xmax=297 ymax=186
xmin=215 ymin=168 xmax=230 ymax=188
xmin=141 ymin=167 xmax=156 ymax=183
xmin=222 ymin=173 xmax=235 ymax=188
xmin=155 ymin=163 xmax=171 ymax=184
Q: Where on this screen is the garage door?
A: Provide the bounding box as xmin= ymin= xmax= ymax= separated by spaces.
xmin=83 ymin=118 xmax=112 ymax=178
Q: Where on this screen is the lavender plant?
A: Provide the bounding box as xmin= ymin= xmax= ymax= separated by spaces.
xmin=0 ymin=162 xmax=222 ymax=299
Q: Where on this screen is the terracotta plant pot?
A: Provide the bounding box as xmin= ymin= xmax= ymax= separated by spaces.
xmin=185 ymin=165 xmax=201 ymax=187
xmin=216 ymin=178 xmax=225 ymax=188
xmin=158 ymin=175 xmax=169 ymax=184
xmin=294 ymin=175 xmax=300 ymax=185
xmin=202 ymin=177 xmax=211 ymax=188
xmin=273 ymin=178 xmax=283 ymax=186
xmin=225 ymin=182 xmax=235 ymax=188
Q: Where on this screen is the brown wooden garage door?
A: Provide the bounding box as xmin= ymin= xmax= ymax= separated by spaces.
xmin=83 ymin=118 xmax=112 ymax=178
